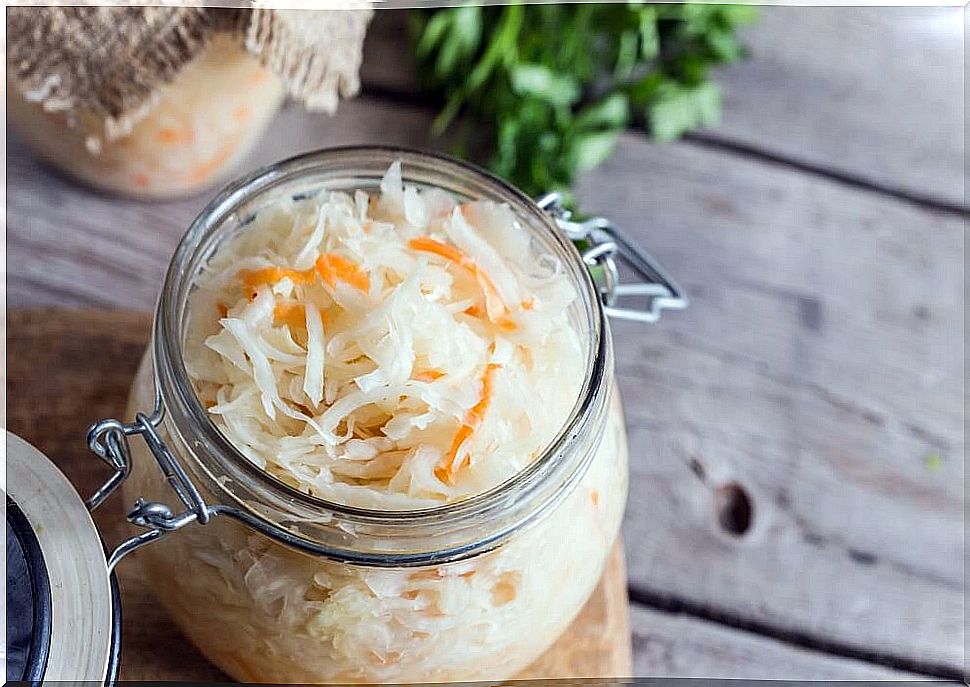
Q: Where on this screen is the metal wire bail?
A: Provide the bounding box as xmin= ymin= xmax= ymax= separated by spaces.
xmin=86 ymin=391 xmax=214 ymax=571
xmin=536 ymin=192 xmax=688 ymax=323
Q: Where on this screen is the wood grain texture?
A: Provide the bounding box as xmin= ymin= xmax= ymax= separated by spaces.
xmin=714 ymin=6 xmax=964 ymax=208
xmin=360 ymin=7 xmax=965 ymax=208
xmin=583 ymin=137 xmax=965 ymax=674
xmin=5 ymin=309 xmax=631 ymax=682
xmin=628 ymin=605 xmax=922 ymax=680
xmin=6 ymin=83 xmax=964 ymax=676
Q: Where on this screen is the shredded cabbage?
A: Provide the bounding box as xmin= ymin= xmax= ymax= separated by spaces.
xmin=185 ymin=161 xmax=585 ymax=509
xmin=127 ymin=161 xmax=631 ymax=681
xmin=130 ymin=348 xmax=628 ymax=681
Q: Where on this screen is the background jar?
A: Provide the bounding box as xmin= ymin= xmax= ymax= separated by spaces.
xmin=8 ymin=35 xmax=284 ymax=200
xmin=118 ymin=148 xmax=629 ymax=682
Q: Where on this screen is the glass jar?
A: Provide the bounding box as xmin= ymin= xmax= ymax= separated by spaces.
xmin=89 ymin=147 xmax=685 ymax=682
xmin=8 ymin=35 xmax=284 ymax=200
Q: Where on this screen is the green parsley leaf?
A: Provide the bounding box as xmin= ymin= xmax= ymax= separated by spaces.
xmin=510 ymin=64 xmax=581 ymax=107
xmin=571 ymin=130 xmax=622 ymax=172
xmin=410 ymin=3 xmax=755 ymax=206
xmin=648 ymin=81 xmax=722 ymax=142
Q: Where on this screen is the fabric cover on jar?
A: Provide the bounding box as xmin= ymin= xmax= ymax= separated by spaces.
xmin=6 ymin=6 xmax=372 ymax=199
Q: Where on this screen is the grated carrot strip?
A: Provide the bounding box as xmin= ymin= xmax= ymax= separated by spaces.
xmin=413 ymin=370 xmax=445 ymax=383
xmin=464 ymin=306 xmax=516 ymax=331
xmin=435 ymin=363 xmax=501 ymax=483
xmin=437 ymin=425 xmax=474 ymax=483
xmin=316 ymin=253 xmax=370 ymax=292
xmin=496 ymin=317 xmax=518 ymax=332
xmin=408 ymin=236 xmax=508 ymax=321
xmin=238 ymin=266 xmax=315 ymax=289
xmin=408 ymin=236 xmax=468 ymax=267
xmin=239 ymin=254 xmax=370 ymax=295
xmin=273 ymin=301 xmax=306 ymax=329
xmin=273 ymin=302 xmax=335 ymax=330
xmin=475 ymin=270 xmax=508 ymax=322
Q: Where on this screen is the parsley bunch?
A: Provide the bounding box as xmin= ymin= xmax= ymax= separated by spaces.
xmin=410 ymin=3 xmax=755 ymax=205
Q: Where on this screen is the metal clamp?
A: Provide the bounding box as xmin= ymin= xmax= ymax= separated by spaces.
xmin=537 ymin=192 xmax=688 ymax=323
xmin=86 ymin=392 xmax=213 ymax=571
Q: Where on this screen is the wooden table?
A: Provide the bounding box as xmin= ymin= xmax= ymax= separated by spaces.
xmin=6 ymin=6 xmax=965 ymax=681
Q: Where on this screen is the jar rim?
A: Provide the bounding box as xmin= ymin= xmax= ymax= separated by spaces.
xmin=152 ymin=146 xmax=609 ymax=560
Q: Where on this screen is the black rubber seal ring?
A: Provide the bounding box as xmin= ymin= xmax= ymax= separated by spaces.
xmin=6 ymin=496 xmax=53 ymax=685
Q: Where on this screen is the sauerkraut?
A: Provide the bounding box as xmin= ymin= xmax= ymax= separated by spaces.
xmin=128 ymin=356 xmax=626 ymax=682
xmin=123 ymin=158 xmax=629 ymax=682
xmin=183 ymin=161 xmax=585 ymax=509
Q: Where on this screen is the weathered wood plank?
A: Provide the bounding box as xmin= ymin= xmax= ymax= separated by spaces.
xmin=7 ymin=96 xmax=964 ymax=674
xmin=581 ymin=138 xmax=964 ymax=674
xmin=360 ymin=7 xmax=964 ymax=208
xmin=714 ymin=6 xmax=964 ymax=208
xmin=628 ymin=605 xmax=921 ymax=679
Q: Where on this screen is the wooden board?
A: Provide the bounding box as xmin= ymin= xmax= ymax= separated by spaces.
xmin=360 ymin=7 xmax=965 ymax=208
xmin=4 ymin=308 xmax=632 ymax=681
xmin=627 ymin=605 xmax=923 ymax=680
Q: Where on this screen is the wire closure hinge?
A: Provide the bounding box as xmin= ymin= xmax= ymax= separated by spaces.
xmin=86 ymin=398 xmax=213 ymax=572
xmin=536 ymin=192 xmax=687 ymax=323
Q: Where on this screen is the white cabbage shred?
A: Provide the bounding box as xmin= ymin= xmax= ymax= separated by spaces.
xmin=185 ymin=161 xmax=585 ymax=510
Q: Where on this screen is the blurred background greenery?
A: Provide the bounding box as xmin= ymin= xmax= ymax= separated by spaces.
xmin=410 ymin=3 xmax=757 ymax=206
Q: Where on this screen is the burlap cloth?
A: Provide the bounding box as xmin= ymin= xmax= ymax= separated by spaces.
xmin=7 ymin=5 xmax=373 ymax=139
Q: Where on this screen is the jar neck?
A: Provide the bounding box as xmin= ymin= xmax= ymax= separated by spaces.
xmin=152 ymin=146 xmax=610 ymax=565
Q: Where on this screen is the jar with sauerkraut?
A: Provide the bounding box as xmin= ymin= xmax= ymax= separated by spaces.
xmin=88 ymin=147 xmax=686 ymax=683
